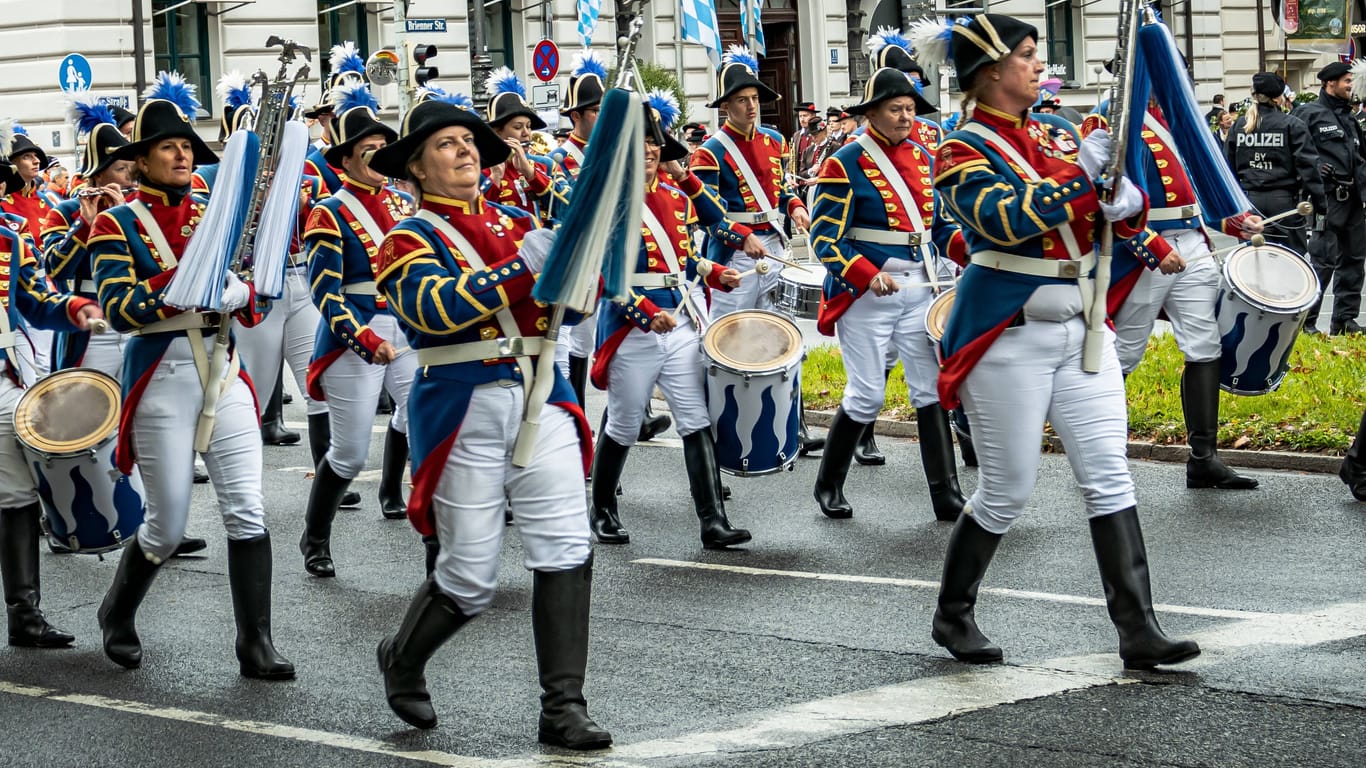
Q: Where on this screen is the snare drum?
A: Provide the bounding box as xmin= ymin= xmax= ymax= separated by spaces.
xmin=14 ymin=369 xmax=145 ymax=553
xmin=1215 ymin=243 xmax=1320 ymax=395
xmin=776 ymin=265 xmax=824 ymax=320
xmin=702 ymin=310 xmax=804 ymax=476
xmin=786 ymin=231 xmax=813 ymax=263
xmin=924 ymin=287 xmax=956 ymax=365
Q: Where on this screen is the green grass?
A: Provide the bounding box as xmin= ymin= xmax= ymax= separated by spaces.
xmin=802 ymin=333 xmax=1365 ymax=455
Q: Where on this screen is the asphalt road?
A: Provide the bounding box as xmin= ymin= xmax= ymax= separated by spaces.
xmin=2 ymin=382 xmax=1362 ymax=768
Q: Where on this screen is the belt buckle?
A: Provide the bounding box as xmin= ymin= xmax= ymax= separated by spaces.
xmin=907 ymin=233 xmax=922 ymax=247
xmin=1181 ymin=205 xmax=1196 ymax=218
xmin=1059 ymin=261 xmax=1080 ymax=278
xmin=664 ymin=274 xmax=681 ymax=288
xmin=499 ymin=337 xmax=525 ymax=356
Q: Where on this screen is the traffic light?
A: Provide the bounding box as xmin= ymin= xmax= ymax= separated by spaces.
xmin=407 ymin=42 xmax=438 ymax=89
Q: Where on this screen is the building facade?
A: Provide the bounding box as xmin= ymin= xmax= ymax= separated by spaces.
xmin=0 ymin=0 xmax=1351 ymax=169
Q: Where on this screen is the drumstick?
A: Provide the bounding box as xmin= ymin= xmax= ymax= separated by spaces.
xmin=732 ymin=261 xmax=773 ymax=281
xmin=88 ymin=319 xmax=109 ymax=335
xmin=1259 ymin=201 xmax=1314 ymax=228
xmin=764 ymin=251 xmax=816 ymax=271
xmin=671 ymin=262 xmax=714 ymax=322
xmin=1209 ymin=234 xmax=1267 ymax=261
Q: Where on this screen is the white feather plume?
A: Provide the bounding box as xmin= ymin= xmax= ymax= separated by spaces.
xmin=1351 ymin=59 xmax=1366 ymax=102
xmin=908 ymin=18 xmax=954 ymax=68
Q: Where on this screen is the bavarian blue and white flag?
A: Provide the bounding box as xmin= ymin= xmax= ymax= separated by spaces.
xmin=741 ymin=0 xmax=766 ymax=56
xmin=679 ymin=0 xmax=723 ymax=67
xmin=577 ymin=0 xmax=601 ymax=46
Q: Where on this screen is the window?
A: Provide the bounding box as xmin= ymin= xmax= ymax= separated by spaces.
xmin=152 ymin=0 xmax=212 ymax=116
xmin=1045 ymin=0 xmax=1076 ymax=84
xmin=474 ymin=0 xmax=514 ymax=70
xmin=318 ymin=0 xmax=370 ymax=85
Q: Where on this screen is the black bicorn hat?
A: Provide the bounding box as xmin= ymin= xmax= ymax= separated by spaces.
xmin=306 ymin=42 xmax=368 ymax=119
xmin=0 ymin=119 xmax=22 ymax=190
xmin=215 ymin=71 xmax=256 ymax=140
xmin=708 ymin=45 xmax=781 ymax=108
xmin=113 ymin=72 xmax=217 ymax=165
xmin=111 ymin=105 xmax=136 ymax=130
xmin=81 ymin=124 xmax=130 ymax=178
xmin=368 ymin=93 xmax=509 ymax=179
xmin=847 ymin=67 xmax=937 ymax=117
xmin=7 ymin=129 xmax=49 ymax=170
xmin=324 ymin=81 xmax=399 ymax=167
xmin=868 ymin=27 xmax=919 ymax=73
xmin=484 ymin=67 xmax=547 ymax=130
xmin=909 ymin=14 xmax=1038 ymax=92
xmin=643 ymin=89 xmax=689 ymax=163
xmin=562 ymin=50 xmax=608 ymax=116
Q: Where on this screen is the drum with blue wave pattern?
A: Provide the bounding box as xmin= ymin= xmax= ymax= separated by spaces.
xmin=702 ymin=310 xmax=804 ymax=476
xmin=13 ymin=369 xmax=146 ymax=553
xmin=1214 ymin=243 xmax=1320 ymax=395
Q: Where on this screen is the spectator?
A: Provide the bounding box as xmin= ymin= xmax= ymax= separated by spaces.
xmin=790 ymin=101 xmax=819 ymax=177
xmin=1215 ymin=109 xmax=1235 ymax=142
xmin=1205 ymin=93 xmax=1225 ymax=126
xmin=1294 ymin=62 xmax=1366 ymax=335
xmin=1226 ymin=72 xmax=1323 ymax=259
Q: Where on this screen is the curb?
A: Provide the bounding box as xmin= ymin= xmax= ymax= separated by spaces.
xmin=802 ymin=409 xmax=1345 ymax=475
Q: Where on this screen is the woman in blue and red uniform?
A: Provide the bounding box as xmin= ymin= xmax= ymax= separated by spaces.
xmin=916 ymin=14 xmax=1199 ymax=669
xmin=588 ymin=90 xmax=749 ymax=549
xmin=88 ymin=74 xmax=293 ymax=680
xmin=368 ymin=96 xmax=610 ymax=748
xmin=481 ymin=66 xmax=571 ymax=222
xmin=298 ymin=81 xmax=416 ymax=576
xmin=808 ymin=68 xmax=968 ymax=524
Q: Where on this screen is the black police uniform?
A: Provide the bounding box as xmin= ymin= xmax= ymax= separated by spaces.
xmin=1295 ymin=89 xmax=1366 ymax=333
xmin=1225 ymin=104 xmax=1324 ymax=257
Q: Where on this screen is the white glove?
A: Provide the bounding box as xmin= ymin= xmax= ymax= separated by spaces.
xmin=1077 ymin=130 xmax=1111 ymax=179
xmin=221 ymin=273 xmax=252 ymax=313
xmin=1098 ymin=177 xmax=1144 ymax=223
xmin=519 ymin=228 xmax=557 ymax=273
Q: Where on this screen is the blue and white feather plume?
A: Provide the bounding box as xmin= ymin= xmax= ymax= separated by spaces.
xmin=144 ymin=71 xmax=201 ymax=121
xmin=645 ymin=89 xmax=680 ymax=132
xmin=331 ymin=80 xmax=380 ymax=113
xmin=569 ymin=49 xmax=608 ymax=80
xmin=67 ymin=90 xmax=118 ymax=135
xmin=908 ymin=18 xmax=956 ymax=68
xmin=215 ymin=71 xmax=253 ymax=111
xmin=484 ymin=66 xmax=526 ymax=99
xmin=722 ymin=44 xmax=759 ymax=73
xmin=868 ymin=26 xmax=913 ymax=56
xmin=329 ymin=42 xmax=366 ymax=78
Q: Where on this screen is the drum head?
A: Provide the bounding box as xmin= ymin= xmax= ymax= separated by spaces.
xmin=703 ymin=310 xmax=804 ymax=373
xmin=781 ymin=265 xmax=825 ymax=286
xmin=1224 ymin=244 xmax=1318 ymax=312
xmin=925 ymin=288 xmax=957 ymax=343
xmin=14 ymin=369 xmax=121 ymax=455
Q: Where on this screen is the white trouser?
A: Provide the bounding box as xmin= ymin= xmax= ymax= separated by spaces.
xmin=836 ymin=267 xmax=940 ymax=420
xmin=131 ymin=335 xmax=266 ymax=562
xmin=566 ymin=311 xmax=596 ymax=359
xmin=603 ymin=313 xmax=709 ymax=445
xmin=28 ymin=328 xmax=52 ymax=379
xmin=235 ymin=266 xmax=326 ymax=415
xmin=1113 ymin=227 xmax=1222 ymax=372
xmin=431 ymin=383 xmax=592 ymax=615
xmin=709 ymin=232 xmax=784 ymax=318
xmin=79 ymin=330 xmax=128 ymax=381
xmin=318 ymin=312 xmax=415 ymax=479
xmin=0 ymin=378 xmax=37 ymax=508
xmin=959 ymin=314 xmax=1137 ymax=535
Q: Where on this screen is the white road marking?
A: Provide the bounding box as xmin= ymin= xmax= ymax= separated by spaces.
xmin=283 ymin=420 xmax=387 ymax=435
xmin=633 ymin=558 xmax=1275 ymax=620
xmin=0 ymin=680 xmax=637 ymax=768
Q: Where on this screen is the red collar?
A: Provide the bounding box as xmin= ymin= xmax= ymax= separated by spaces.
xmin=972 ymin=103 xmax=1030 ymax=132
xmin=420 ymin=193 xmax=484 ymax=218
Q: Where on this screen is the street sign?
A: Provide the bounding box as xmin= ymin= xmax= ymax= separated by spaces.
xmin=531 ymin=83 xmax=561 ymax=110
xmin=59 ymin=53 xmax=92 ymax=92
xmin=532 ymin=40 xmax=560 ymax=83
xmin=405 ymin=18 xmax=446 ymax=33
xmin=96 ymin=94 xmax=131 ymax=109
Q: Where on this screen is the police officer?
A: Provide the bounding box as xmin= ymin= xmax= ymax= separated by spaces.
xmin=1226 ymin=72 xmax=1324 ymax=258
xmin=1295 ymin=62 xmax=1366 ymax=336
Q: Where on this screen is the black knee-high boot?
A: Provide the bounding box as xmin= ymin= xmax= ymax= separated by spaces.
xmin=952 ymin=410 xmax=979 ymax=468
xmin=683 ymin=432 xmax=751 ymax=548
xmin=931 ymin=514 xmax=1004 ymax=664
xmin=308 ymin=413 xmax=360 ymax=509
xmin=1089 ymin=507 xmax=1201 ymax=669
xmin=589 ymin=435 xmax=630 ymax=544
xmin=1182 ymin=360 xmax=1258 ymax=489
xmin=377 ymin=577 xmax=472 ymax=729
xmin=227 ymin=533 xmax=295 ymax=680
xmin=637 ymin=402 xmax=672 ymax=442
xmin=1 ymin=504 xmax=74 ymax=648
xmin=854 ymin=369 xmax=892 ymax=466
xmin=917 ymin=406 xmax=966 ymax=522
xmin=378 ymin=427 xmax=409 ymax=520
xmin=98 ymin=537 xmax=162 ymax=668
xmin=812 ymin=407 xmax=865 ymax=519
xmin=796 ymin=392 xmax=825 ymax=456
xmin=567 ymin=355 xmax=589 ymax=408
xmin=299 ymin=458 xmax=352 ymax=578
xmin=261 ymin=372 xmax=300 ymax=446
xmin=533 ymin=558 xmax=613 ymax=749
xmin=1341 ymin=409 xmax=1366 ymax=501
xmin=422 ymin=535 xmax=440 ymax=577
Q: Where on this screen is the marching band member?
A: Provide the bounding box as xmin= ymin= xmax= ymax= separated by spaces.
xmin=483 ymin=67 xmax=570 ymax=221
xmin=1 ymin=125 xmax=57 ymax=244
xmin=691 ymin=45 xmax=824 ymax=454
xmin=917 ymin=14 xmax=1199 ymax=669
xmin=809 ymin=68 xmax=967 ymax=523
xmin=588 ymin=90 xmax=751 ymax=549
xmin=1085 ymin=87 xmax=1265 ymax=491
xmin=369 ymin=96 xmax=610 ymax=747
xmin=0 ymin=123 xmax=104 ymax=650
xmin=301 ymin=42 xmax=368 ymax=195
xmin=551 ymin=51 xmax=669 ymax=441
xmin=298 ymin=82 xmax=416 ymax=577
xmin=88 ymin=74 xmax=294 ymax=680
xmin=1225 ymin=72 xmax=1323 ymax=259
xmin=40 ymin=98 xmax=209 ymax=557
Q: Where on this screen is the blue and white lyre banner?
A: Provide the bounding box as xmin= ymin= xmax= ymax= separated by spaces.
xmin=741 ymin=0 xmax=766 ymax=56
xmin=577 ymin=0 xmax=601 ymax=47
xmin=680 ymin=0 xmax=723 ymax=67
